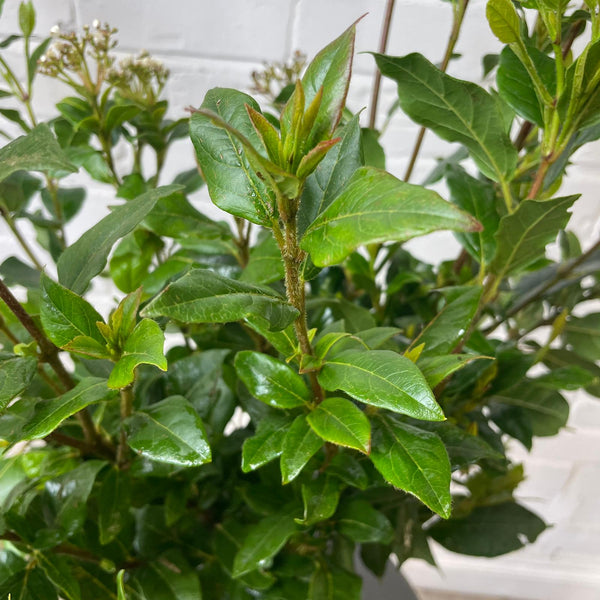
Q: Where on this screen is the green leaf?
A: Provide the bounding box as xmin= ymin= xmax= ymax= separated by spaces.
xmin=57 ymin=186 xmax=183 ymax=294
xmin=142 ymin=268 xmax=298 ymax=331
xmin=126 ymin=396 xmax=211 ymax=467
xmin=374 ymin=53 xmax=517 ymax=182
xmin=307 ymin=397 xmax=370 ymax=453
xmin=281 ymin=21 xmax=355 ymax=150
xmin=337 ymin=499 xmax=394 ymax=544
xmin=104 ymin=103 xmax=142 ymax=133
xmin=241 ymin=413 xmax=290 ymax=472
xmin=497 ymin=46 xmax=556 ymax=127
xmin=109 ymin=231 xmax=161 ymax=293
xmin=0 ymin=568 xmax=59 ymax=599
xmin=309 ymin=565 xmax=361 ymax=600
xmin=430 ymin=501 xmax=546 ymax=556
xmin=0 ymin=123 xmax=76 ymax=182
xmin=534 ymin=365 xmax=596 ymax=390
xmin=190 ymin=88 xmax=274 ymax=225
xmin=40 ymin=274 xmax=106 ymax=348
xmin=564 ymin=314 xmax=600 ymax=362
xmin=298 ymin=115 xmax=362 ymax=236
xmin=108 ymin=319 xmax=167 ymax=389
xmin=37 ymin=554 xmax=80 ymax=600
xmin=116 ymin=571 xmax=127 ymax=600
xmin=0 ymin=355 xmax=37 ymax=411
xmin=235 ymin=351 xmax=310 ymax=409
xmin=408 ymin=286 xmax=483 ymax=357
xmin=446 ymin=169 xmax=499 ymax=265
xmin=21 ymin=377 xmax=117 ymax=440
xmin=239 ymin=233 xmax=285 ymax=285
xmin=486 ymin=0 xmax=522 ymax=43
xmin=418 ymin=354 xmax=491 ymax=388
xmin=18 ymin=1 xmax=35 ymax=37
xmin=232 ymin=512 xmax=297 ymax=578
xmin=41 ymin=186 xmax=85 ymax=223
xmin=136 ymin=560 xmax=202 ymax=600
xmin=318 ymin=349 xmax=445 ymax=421
xmin=301 ymin=166 xmax=480 ymax=267
xmin=98 ymin=467 xmax=131 ymax=545
xmin=280 ymin=415 xmax=323 ymax=483
xmin=326 ymin=452 xmax=368 ymax=490
xmin=299 ymin=476 xmax=341 ymax=525
xmin=370 ymin=416 xmax=451 ymax=518
xmin=490 ymin=196 xmax=577 ymax=279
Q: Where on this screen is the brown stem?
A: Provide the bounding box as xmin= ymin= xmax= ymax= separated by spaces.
xmin=527 ymin=156 xmax=551 ymax=199
xmin=46 ymin=431 xmax=114 ymax=461
xmin=234 ymin=217 xmax=251 ymax=268
xmin=403 ymin=0 xmax=470 ymax=182
xmin=117 ymin=385 xmax=134 ymax=468
xmin=368 ymin=0 xmax=396 ymax=130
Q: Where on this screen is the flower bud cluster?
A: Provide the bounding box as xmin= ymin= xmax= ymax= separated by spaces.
xmin=251 ymin=50 xmax=306 ymax=102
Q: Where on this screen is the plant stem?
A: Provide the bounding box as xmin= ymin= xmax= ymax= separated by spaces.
xmin=117 ymin=385 xmax=134 ymax=468
xmin=0 ymin=206 xmax=44 ymax=270
xmin=527 ymin=156 xmax=551 ymax=199
xmin=368 ymin=0 xmax=396 ymax=130
xmin=403 ymin=0 xmax=470 ymax=182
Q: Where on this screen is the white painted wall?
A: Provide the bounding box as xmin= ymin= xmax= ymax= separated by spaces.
xmin=0 ymin=1 xmax=599 ymax=597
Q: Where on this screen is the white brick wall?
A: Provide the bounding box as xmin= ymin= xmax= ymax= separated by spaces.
xmin=1 ymin=1 xmax=599 ymax=597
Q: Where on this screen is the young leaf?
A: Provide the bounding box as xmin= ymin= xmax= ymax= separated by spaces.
xmin=142 ymin=268 xmax=298 ymax=331
xmin=107 ymin=319 xmax=167 ymax=389
xmin=430 ymin=501 xmax=546 ymax=556
xmin=337 ymin=499 xmax=394 ymax=544
xmin=57 ymin=185 xmax=183 ymax=294
xmin=190 ymin=88 xmax=274 ymax=225
xmin=486 ymin=0 xmax=522 ymax=43
xmin=21 ymin=377 xmax=117 ymax=440
xmin=307 ymin=397 xmax=371 ymax=453
xmin=0 ymin=123 xmax=76 ymax=182
xmin=318 ymin=350 xmax=445 ymax=421
xmin=374 ymin=53 xmax=517 ymax=182
xmin=301 ymin=166 xmax=481 ymax=267
xmin=282 ymin=21 xmax=356 ymax=150
xmin=280 ymin=415 xmax=323 ymax=484
xmin=490 ymin=196 xmax=577 ymax=279
xmin=116 ymin=570 xmax=127 ymax=600
xmin=40 ymin=274 xmax=106 ymax=348
xmin=300 ymin=476 xmax=341 ymax=525
xmin=370 ymin=416 xmax=452 ymax=518
xmin=235 ymin=351 xmax=311 ymax=409
xmin=408 ymin=286 xmax=483 ymax=358
xmin=446 ymin=169 xmax=499 ymax=265
xmin=242 ymin=413 xmax=291 ymax=472
xmin=0 ymin=355 xmax=37 ymax=411
xmin=126 ymin=395 xmax=211 ymax=467
xmin=232 ymin=512 xmax=297 ymax=578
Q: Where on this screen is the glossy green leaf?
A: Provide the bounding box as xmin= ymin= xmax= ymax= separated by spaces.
xmin=408 ymin=286 xmax=482 ymax=357
xmin=40 ymin=274 xmax=105 ymax=348
xmin=104 ymin=103 xmax=142 ymax=133
xmin=36 ymin=554 xmax=81 ymax=600
xmin=190 ymin=88 xmax=274 ymax=225
xmin=300 ymin=476 xmax=341 ymax=525
xmin=98 ymin=467 xmax=131 ymax=545
xmin=430 ymin=501 xmax=546 ymax=556
xmin=22 ymin=377 xmax=116 ymax=440
xmin=337 ymin=499 xmax=394 ymax=544
xmin=235 ymin=351 xmax=310 ymax=409
xmin=534 ymin=365 xmax=596 ymax=390
xmin=109 ymin=231 xmax=161 ymax=294
xmin=136 ymin=560 xmax=202 ymax=600
xmin=326 ymin=452 xmax=368 ymax=490
xmin=0 ymin=355 xmax=37 ymax=411
xmin=108 ymin=319 xmax=167 ymax=389
xmin=301 ymin=166 xmax=480 ymax=267
xmin=280 ymin=415 xmax=323 ymax=483
xmin=242 ymin=413 xmax=291 ymax=472
xmin=309 ymin=565 xmax=361 ymax=600
xmin=418 ymin=354 xmax=491 ymax=388
xmin=307 ymin=397 xmax=371 ymax=453
xmin=0 ymin=123 xmax=76 ymax=182
xmin=126 ymin=395 xmax=211 ymax=466
xmin=299 ymin=115 xmax=362 ymax=236
xmin=486 ymin=0 xmax=522 ymax=43
xmin=57 ymin=186 xmax=182 ymax=294
xmin=375 ymin=53 xmax=517 ymax=182
xmin=281 ymin=22 xmax=355 ymax=150
xmin=446 ymin=169 xmax=499 ymax=265
xmin=0 ymin=567 xmax=59 ymax=599
xmin=142 ymin=268 xmax=298 ymax=331
xmin=318 ymin=350 xmax=445 ymax=421
xmin=565 ymin=314 xmax=600 ymax=362
xmin=239 ymin=233 xmax=285 ymax=285
xmin=490 ymin=196 xmax=577 ymax=279
xmin=116 ymin=571 xmax=127 ymax=600
xmin=232 ymin=512 xmax=297 ymax=578
xmin=370 ymin=416 xmax=451 ymax=518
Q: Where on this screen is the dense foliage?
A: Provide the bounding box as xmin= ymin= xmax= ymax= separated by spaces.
xmin=0 ymin=0 xmax=599 ymax=597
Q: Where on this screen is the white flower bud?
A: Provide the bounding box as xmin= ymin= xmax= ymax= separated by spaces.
xmin=92 ymin=19 xmax=100 ymax=29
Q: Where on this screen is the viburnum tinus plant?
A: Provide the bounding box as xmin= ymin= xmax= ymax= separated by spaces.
xmin=0 ymin=0 xmax=599 ymax=597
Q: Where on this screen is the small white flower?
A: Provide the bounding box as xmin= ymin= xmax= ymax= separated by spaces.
xmin=92 ymin=19 xmax=100 ymax=29
xmin=50 ymin=25 xmax=60 ymax=36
